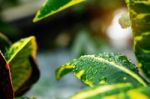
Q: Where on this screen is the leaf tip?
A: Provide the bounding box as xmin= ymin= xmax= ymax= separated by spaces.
xmin=33 ymin=12 xmax=40 ymax=23
xmin=55 ymin=64 xmax=74 ymax=80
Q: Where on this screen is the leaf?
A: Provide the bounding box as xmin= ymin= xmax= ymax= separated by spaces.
xmin=134 ymin=33 xmax=150 ymax=80
xmin=70 ymin=83 xmax=150 ymax=99
xmin=70 ymin=83 xmax=133 ymax=99
xmin=33 ymin=0 xmax=84 ymax=22
xmin=0 ymin=52 xmax=14 ymax=99
xmin=56 ymin=53 xmax=147 ymax=87
xmin=15 ymin=56 xmax=40 ymax=96
xmin=0 ymin=32 xmax=11 ymax=53
xmin=4 ymin=36 xmax=39 ymax=96
xmin=103 ymin=86 xmax=150 ymax=99
xmin=125 ymin=0 xmax=150 ymax=80
xmin=15 ymin=97 xmax=36 ymax=99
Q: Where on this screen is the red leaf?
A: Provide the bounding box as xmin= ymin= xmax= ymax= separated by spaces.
xmin=0 ymin=52 xmax=14 ymax=99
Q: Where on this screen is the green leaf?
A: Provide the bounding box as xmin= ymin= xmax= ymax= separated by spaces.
xmin=102 ymin=86 xmax=150 ymax=99
xmin=0 ymin=32 xmax=11 ymax=53
xmin=33 ymin=0 xmax=84 ymax=22
xmin=70 ymin=83 xmax=133 ymax=99
xmin=125 ymin=0 xmax=150 ymax=80
xmin=56 ymin=53 xmax=147 ymax=87
xmin=70 ymin=83 xmax=150 ymax=99
xmin=15 ymin=56 xmax=40 ymax=96
xmin=15 ymin=97 xmax=36 ymax=99
xmin=0 ymin=52 xmax=14 ymax=99
xmin=4 ymin=36 xmax=39 ymax=95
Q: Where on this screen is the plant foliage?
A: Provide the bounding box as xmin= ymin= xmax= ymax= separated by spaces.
xmin=54 ymin=0 xmax=150 ymax=98
xmin=0 ymin=36 xmax=39 ymax=98
xmin=33 ymin=0 xmax=84 ymax=22
xmin=0 ymin=33 xmax=11 ymax=53
xmin=1 ymin=0 xmax=150 ymax=98
xmin=4 ymin=36 xmax=39 ymax=96
xmin=71 ymin=83 xmax=150 ymax=99
xmin=0 ymin=52 xmax=14 ymax=99
xmin=126 ymin=0 xmax=150 ymax=81
xmin=56 ymin=53 xmax=147 ymax=86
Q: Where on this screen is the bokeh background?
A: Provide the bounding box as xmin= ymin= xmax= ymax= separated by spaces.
xmin=0 ymin=0 xmax=136 ymax=98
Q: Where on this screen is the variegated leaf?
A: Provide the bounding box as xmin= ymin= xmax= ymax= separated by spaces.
xmin=70 ymin=83 xmax=150 ymax=99
xmin=125 ymin=0 xmax=150 ymax=80
xmin=56 ymin=53 xmax=147 ymax=87
xmin=33 ymin=0 xmax=84 ymax=22
xmin=4 ymin=36 xmax=39 ymax=95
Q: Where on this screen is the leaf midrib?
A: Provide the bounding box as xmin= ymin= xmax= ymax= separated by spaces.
xmin=81 ymin=55 xmax=147 ymax=86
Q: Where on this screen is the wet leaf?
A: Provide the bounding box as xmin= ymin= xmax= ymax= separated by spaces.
xmin=56 ymin=53 xmax=147 ymax=87
xmin=33 ymin=0 xmax=84 ymax=22
xmin=0 ymin=52 xmax=14 ymax=99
